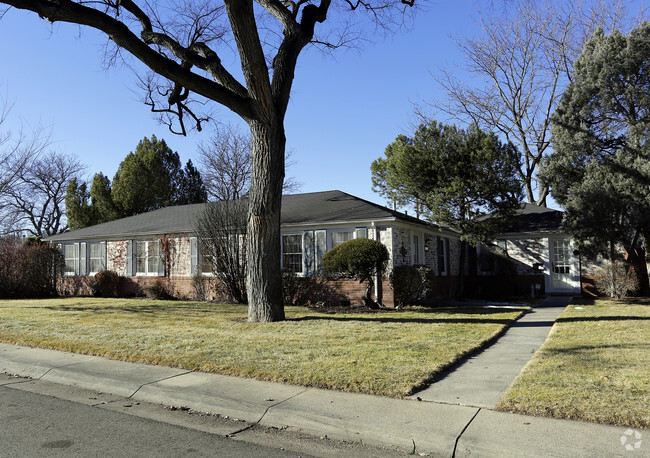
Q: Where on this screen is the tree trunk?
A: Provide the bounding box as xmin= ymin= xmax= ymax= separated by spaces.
xmin=246 ymin=120 xmax=286 ymax=322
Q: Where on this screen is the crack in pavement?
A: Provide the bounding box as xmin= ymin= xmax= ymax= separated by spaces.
xmin=226 ymin=387 xmax=311 ymax=438
xmin=127 ymin=370 xmax=194 ymax=399
xmin=452 ymin=408 xmax=480 ymax=458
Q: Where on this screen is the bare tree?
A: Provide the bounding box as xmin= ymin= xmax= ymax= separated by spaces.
xmin=198 ymin=124 xmax=301 ymax=201
xmin=0 ymin=95 xmax=52 ymax=233
xmin=198 ymin=125 xmax=252 ymax=201
xmin=194 ymin=199 xmax=248 ymax=304
xmin=429 ymin=0 xmax=642 ymax=206
xmin=2 ymin=151 xmax=85 ymax=237
xmin=1 ymin=0 xmax=416 ymax=322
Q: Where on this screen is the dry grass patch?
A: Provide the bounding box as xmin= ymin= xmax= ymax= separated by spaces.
xmin=0 ymin=298 xmax=526 ymax=397
xmin=497 ymin=299 xmax=650 ymax=429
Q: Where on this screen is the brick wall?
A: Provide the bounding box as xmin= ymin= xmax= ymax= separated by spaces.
xmin=107 ymin=240 xmax=129 ymax=276
xmin=293 ymin=277 xmax=394 ymax=307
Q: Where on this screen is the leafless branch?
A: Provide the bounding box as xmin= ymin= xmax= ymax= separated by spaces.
xmin=428 ymin=0 xmax=640 ymax=206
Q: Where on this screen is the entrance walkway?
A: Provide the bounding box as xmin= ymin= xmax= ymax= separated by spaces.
xmin=408 ymin=296 xmax=572 ymax=408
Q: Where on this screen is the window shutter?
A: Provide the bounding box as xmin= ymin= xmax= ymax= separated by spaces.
xmin=190 ymin=237 xmax=198 ymax=276
xmin=72 ymin=243 xmax=80 ymax=275
xmin=79 ymin=242 xmax=87 ymax=276
xmin=100 ymin=242 xmax=107 ymax=271
xmin=303 ymin=231 xmax=315 ymax=277
xmin=315 ymin=230 xmax=326 ymax=276
xmin=355 ymin=227 xmax=368 ymax=239
xmin=126 ymin=241 xmax=133 ymax=276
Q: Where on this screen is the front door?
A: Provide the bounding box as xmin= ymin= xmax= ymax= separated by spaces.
xmin=550 ymin=239 xmax=573 ymax=291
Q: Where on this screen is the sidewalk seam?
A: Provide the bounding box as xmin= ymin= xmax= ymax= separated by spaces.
xmin=226 ymin=387 xmax=311 ymax=437
xmin=128 ymin=370 xmax=194 ymax=399
xmin=452 ymin=408 xmax=480 ymax=458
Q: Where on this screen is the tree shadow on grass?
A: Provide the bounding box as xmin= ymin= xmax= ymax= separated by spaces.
xmin=556 ymin=316 xmax=650 ymax=323
xmin=288 ymin=315 xmax=517 ymax=325
xmin=34 ymin=303 xmax=242 ymax=315
xmin=546 ymin=342 xmax=650 ymax=354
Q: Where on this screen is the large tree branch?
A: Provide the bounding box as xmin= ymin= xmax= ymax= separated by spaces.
xmin=224 ymin=0 xmax=274 ymax=123
xmin=271 ymin=1 xmax=331 ymax=117
xmin=4 ymin=0 xmax=255 ymax=121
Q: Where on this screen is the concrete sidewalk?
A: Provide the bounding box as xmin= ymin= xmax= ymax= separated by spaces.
xmin=0 ymin=336 xmax=639 ymax=457
xmin=409 ymin=296 xmax=571 ymax=408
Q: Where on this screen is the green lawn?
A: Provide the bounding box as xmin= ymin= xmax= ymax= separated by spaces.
xmin=497 ymin=299 xmax=650 ymax=429
xmin=0 ymin=298 xmax=525 ymax=398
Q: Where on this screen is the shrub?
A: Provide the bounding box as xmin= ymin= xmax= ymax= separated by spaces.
xmin=191 ymin=271 xmax=213 ymax=301
xmin=145 ymin=278 xmax=174 ymax=300
xmin=94 ymin=270 xmax=121 ymax=297
xmin=322 ymin=238 xmax=389 ymax=281
xmin=282 ymin=269 xmax=321 ymax=306
xmin=322 ymin=238 xmax=390 ymax=307
xmin=0 ymin=238 xmax=63 ymax=298
xmin=391 ymin=265 xmax=432 ymax=308
xmin=194 ymin=200 xmax=248 ymax=304
xmin=593 ymin=261 xmax=638 ymax=298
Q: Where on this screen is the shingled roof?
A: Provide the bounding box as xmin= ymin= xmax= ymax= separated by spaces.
xmin=500 ymin=203 xmax=564 ymax=234
xmin=45 ymin=190 xmax=435 ymax=242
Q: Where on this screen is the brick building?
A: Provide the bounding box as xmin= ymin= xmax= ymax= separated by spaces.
xmin=45 ymin=190 xmax=462 ymax=306
xmin=44 ymin=192 xmax=587 ymax=305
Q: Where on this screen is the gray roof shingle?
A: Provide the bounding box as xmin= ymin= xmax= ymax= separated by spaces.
xmin=46 ymin=190 xmax=435 ymax=242
xmin=500 ymin=203 xmax=563 ymax=234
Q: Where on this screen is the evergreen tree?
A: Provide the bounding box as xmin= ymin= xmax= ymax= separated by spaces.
xmin=177 ymin=159 xmax=208 ymax=205
xmin=65 ymin=178 xmax=94 ymax=231
xmin=112 ymin=136 xmax=183 ymax=215
xmin=372 ymin=121 xmax=522 ymax=296
xmin=91 ymin=173 xmax=119 ymax=223
xmin=65 ymin=136 xmax=207 ymax=228
xmin=541 ymin=22 xmax=650 ymax=290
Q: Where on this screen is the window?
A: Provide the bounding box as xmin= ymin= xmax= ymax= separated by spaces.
xmin=303 ymin=230 xmax=327 ymax=277
xmin=201 ymin=249 xmax=214 ymax=274
xmin=89 ymin=242 xmax=106 ymax=274
xmin=331 ymin=231 xmax=353 ymax=248
xmin=413 ymin=234 xmax=420 ymax=265
xmin=135 ymin=241 xmax=160 ymax=275
xmin=64 ymin=244 xmax=79 ymax=275
xmin=437 ymin=237 xmax=449 ymax=275
xmin=282 ymin=234 xmax=303 ymax=273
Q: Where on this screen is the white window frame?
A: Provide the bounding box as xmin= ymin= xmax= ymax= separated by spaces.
xmin=412 ymin=231 xmax=425 ymax=266
xmin=330 ymin=230 xmax=355 ymax=249
xmin=63 ymin=243 xmax=79 ymax=276
xmin=135 ymin=240 xmax=160 ymax=276
xmin=330 ymin=227 xmax=368 ymax=250
xmin=88 ymin=241 xmax=106 ymax=275
xmin=281 ymin=233 xmax=303 ymax=274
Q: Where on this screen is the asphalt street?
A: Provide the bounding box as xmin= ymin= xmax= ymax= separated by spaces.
xmin=0 ymin=373 xmax=407 ymax=457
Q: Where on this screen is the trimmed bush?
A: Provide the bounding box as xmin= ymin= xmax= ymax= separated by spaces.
xmin=94 ymin=270 xmax=121 ymax=297
xmin=322 ymin=238 xmax=389 ymax=281
xmin=391 ymin=265 xmax=432 ymax=307
xmin=322 ymin=238 xmax=389 ymax=307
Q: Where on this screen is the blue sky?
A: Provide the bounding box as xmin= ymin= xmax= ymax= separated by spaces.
xmin=0 ymin=1 xmax=588 ymax=208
